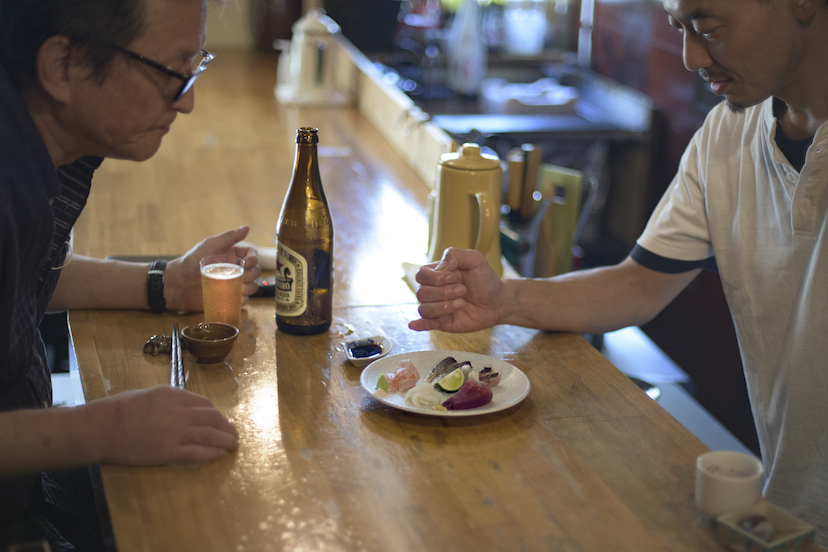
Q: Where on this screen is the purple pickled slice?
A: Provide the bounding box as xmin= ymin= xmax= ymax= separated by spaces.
xmin=442 ymin=379 xmax=493 ymax=410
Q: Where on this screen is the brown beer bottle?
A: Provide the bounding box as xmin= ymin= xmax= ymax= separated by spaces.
xmin=276 ymin=127 xmax=334 ymax=335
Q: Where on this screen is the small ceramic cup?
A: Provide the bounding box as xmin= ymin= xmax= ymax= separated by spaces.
xmin=695 ymin=450 xmax=763 ymax=517
xmin=180 ymin=322 xmax=239 ymax=364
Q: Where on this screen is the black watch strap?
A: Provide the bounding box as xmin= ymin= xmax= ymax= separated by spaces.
xmin=147 ymin=260 xmax=167 ymax=314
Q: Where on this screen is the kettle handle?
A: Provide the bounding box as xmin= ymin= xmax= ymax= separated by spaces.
xmin=426 ymin=190 xmax=437 ymax=255
xmin=473 ymin=192 xmax=497 ymax=255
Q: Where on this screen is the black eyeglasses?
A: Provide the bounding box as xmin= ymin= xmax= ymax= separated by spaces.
xmin=110 ymin=44 xmax=214 ymax=101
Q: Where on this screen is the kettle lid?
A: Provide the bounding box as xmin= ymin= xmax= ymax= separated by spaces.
xmin=440 ymin=143 xmax=500 ymax=171
xmin=292 ymin=8 xmax=341 ymax=36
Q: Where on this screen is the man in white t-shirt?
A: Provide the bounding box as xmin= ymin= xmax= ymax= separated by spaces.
xmin=409 ymin=0 xmax=828 ymax=543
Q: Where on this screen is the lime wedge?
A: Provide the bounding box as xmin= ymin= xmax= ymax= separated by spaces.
xmin=376 ymin=374 xmax=390 ymax=392
xmin=435 ymin=367 xmax=465 ymax=393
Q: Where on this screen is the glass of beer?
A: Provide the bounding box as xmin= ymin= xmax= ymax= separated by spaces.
xmin=199 ymin=254 xmax=244 ymax=328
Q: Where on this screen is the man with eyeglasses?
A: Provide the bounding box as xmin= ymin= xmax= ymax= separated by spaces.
xmin=0 ymin=0 xmax=258 ymax=549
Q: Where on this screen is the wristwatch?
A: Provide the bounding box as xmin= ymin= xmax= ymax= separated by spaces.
xmin=147 ymin=260 xmax=167 ymax=314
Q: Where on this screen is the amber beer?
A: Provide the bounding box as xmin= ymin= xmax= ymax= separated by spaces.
xmin=275 ymin=127 xmax=334 ymax=335
xmin=200 ymin=255 xmax=244 ymax=328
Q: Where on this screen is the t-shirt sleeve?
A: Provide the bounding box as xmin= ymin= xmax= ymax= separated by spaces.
xmin=630 ymin=244 xmax=717 ymax=273
xmin=635 ymin=125 xmax=716 ymax=267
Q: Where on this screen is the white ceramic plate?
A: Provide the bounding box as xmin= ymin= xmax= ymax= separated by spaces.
xmin=360 ymin=350 xmax=530 ymax=417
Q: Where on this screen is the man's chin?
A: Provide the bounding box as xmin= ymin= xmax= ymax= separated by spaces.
xmin=724 ymin=92 xmax=771 ymax=115
xmin=726 ymin=100 xmax=747 ymax=114
xmin=108 ymin=141 xmax=164 ymax=162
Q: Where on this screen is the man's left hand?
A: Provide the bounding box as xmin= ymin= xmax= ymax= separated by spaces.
xmin=164 ymin=226 xmax=261 ymax=312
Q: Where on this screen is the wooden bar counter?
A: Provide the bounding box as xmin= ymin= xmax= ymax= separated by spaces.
xmin=69 ymin=50 xmax=729 ymax=551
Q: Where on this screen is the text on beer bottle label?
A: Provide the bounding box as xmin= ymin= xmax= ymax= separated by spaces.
xmin=275 ymin=242 xmax=308 ymax=317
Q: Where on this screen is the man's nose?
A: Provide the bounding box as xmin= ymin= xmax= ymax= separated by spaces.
xmin=172 ymin=87 xmax=195 ymax=114
xmin=682 ymin=33 xmax=713 ymax=72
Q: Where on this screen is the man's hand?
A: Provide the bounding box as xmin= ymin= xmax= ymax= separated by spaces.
xmin=165 ymin=226 xmax=261 ymax=312
xmin=409 ymin=248 xmax=503 ymax=333
xmin=86 ymin=386 xmax=239 ymax=466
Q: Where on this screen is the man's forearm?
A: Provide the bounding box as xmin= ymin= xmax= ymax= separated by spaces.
xmin=499 ymin=258 xmax=700 ymax=334
xmin=0 ymin=406 xmax=102 ymax=477
xmin=48 ymin=255 xmax=151 ymax=312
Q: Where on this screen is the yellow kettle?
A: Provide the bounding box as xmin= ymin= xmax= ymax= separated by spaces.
xmin=427 ymin=144 xmax=503 ymax=276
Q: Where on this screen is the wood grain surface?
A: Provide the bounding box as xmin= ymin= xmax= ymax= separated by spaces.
xmin=68 ymin=51 xmax=735 ymax=551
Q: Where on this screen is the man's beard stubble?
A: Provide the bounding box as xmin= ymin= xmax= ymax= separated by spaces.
xmin=726 ymin=101 xmax=747 ymax=114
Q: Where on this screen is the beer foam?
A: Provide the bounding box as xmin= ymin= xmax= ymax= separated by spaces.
xmin=202 ymin=263 xmax=243 ymax=279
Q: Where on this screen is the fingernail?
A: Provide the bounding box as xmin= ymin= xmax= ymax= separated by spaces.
xmin=452 ymin=298 xmax=464 ymax=309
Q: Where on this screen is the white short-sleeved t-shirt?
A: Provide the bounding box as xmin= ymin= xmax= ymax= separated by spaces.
xmin=637 ymin=97 xmax=828 ymax=542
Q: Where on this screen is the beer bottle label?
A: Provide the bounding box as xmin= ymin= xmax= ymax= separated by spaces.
xmin=275 ymin=242 xmax=308 ymax=316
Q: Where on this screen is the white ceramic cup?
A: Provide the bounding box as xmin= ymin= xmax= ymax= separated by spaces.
xmin=695 ymin=451 xmax=763 ymax=517
xmin=503 ymin=0 xmax=547 ymax=57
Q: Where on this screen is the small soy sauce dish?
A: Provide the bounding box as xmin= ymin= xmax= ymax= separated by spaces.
xmin=345 ymin=335 xmax=392 ymax=367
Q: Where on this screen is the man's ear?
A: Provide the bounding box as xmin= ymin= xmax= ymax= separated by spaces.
xmin=790 ymin=0 xmax=820 ymax=23
xmin=36 ymin=35 xmax=74 ymax=104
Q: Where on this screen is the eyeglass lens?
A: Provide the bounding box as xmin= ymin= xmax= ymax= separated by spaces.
xmin=174 ymin=53 xmax=210 ymax=100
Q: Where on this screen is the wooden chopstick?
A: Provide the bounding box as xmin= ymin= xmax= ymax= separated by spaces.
xmin=171 ymin=323 xmax=185 ymax=389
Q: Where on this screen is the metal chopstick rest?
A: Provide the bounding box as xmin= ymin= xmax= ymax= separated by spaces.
xmin=171 ymin=323 xmax=185 ymax=389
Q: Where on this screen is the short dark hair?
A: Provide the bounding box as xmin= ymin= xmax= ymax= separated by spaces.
xmin=0 ymin=0 xmax=146 ymax=88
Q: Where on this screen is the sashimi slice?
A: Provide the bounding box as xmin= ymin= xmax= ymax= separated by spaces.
xmin=423 ymin=356 xmax=458 ymax=383
xmin=442 ymin=379 xmax=493 ymax=410
xmin=405 ymin=382 xmax=444 ymax=408
xmin=387 ymin=359 xmax=419 ymax=392
xmin=478 ymin=366 xmax=501 ymax=388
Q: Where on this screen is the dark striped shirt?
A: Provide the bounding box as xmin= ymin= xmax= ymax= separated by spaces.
xmin=1 ymin=63 xmax=100 ymax=529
